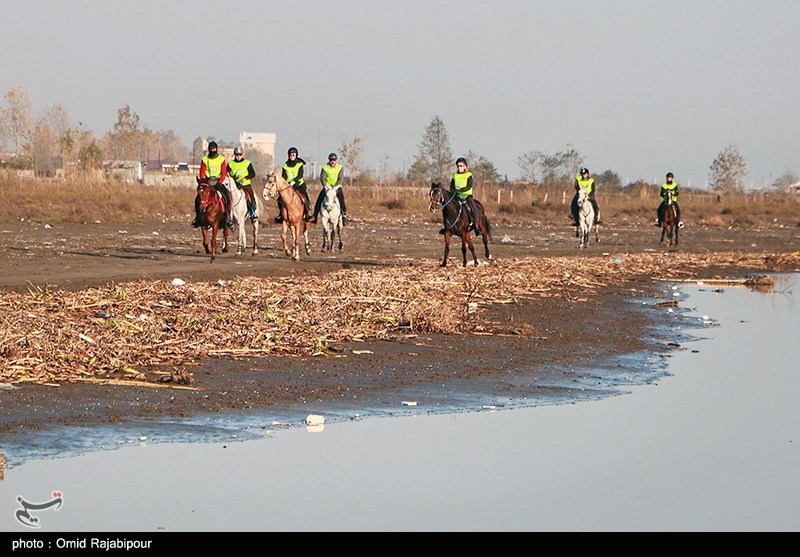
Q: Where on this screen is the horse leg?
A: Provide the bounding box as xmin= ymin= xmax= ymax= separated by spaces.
xmin=202 ymin=227 xmax=211 ymax=254
xmin=337 ymin=222 xmax=343 ymax=251
xmin=281 ymin=222 xmax=291 ymax=257
xmin=222 ymin=223 xmax=229 ymax=253
xmin=441 ymin=232 xmax=451 ymax=267
xmin=210 ymin=225 xmax=217 ymax=262
xmin=461 ymin=235 xmax=470 ymax=267
xmin=467 ymin=235 xmax=479 ymax=267
xmin=303 ymin=223 xmax=311 ymax=256
xmin=252 ymin=220 xmax=259 ymax=255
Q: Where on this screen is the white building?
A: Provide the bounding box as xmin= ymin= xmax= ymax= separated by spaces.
xmin=239 ymin=132 xmax=276 ymax=161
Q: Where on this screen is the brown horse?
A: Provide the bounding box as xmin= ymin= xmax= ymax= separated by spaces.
xmin=428 ymin=182 xmax=492 ymax=267
xmin=195 ymin=176 xmax=229 ymax=262
xmin=263 ymin=171 xmax=311 ymax=262
xmin=661 ymin=190 xmax=679 ymax=248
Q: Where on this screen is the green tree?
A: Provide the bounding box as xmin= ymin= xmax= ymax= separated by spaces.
xmin=597 ymin=169 xmax=623 ymax=190
xmin=78 ymin=141 xmax=104 ymax=169
xmin=708 ymin=144 xmax=747 ymax=192
xmin=408 ymin=115 xmax=452 ymax=182
xmin=464 ymin=150 xmax=501 ymax=183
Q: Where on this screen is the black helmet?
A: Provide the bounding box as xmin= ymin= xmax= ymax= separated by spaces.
xmin=233 ymin=146 xmax=243 ymax=156
xmin=208 ymin=141 xmax=218 ymax=151
xmin=580 ymin=167 xmax=589 ymax=174
xmin=666 ymin=172 xmax=674 ymax=178
xmin=328 ymin=152 xmax=338 ymax=161
xmin=287 ymin=147 xmax=298 ymax=156
xmin=455 ymin=157 xmax=468 ymax=166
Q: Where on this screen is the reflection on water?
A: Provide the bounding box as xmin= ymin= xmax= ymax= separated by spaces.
xmin=1 ymin=274 xmax=798 ymax=531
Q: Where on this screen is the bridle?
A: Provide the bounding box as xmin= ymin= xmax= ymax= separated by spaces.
xmin=266 ymin=172 xmax=295 ymax=199
xmin=197 ymin=180 xmax=221 ymax=211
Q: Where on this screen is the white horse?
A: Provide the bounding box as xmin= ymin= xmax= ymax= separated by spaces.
xmin=320 ymin=185 xmax=344 ymax=252
xmin=576 ymin=188 xmax=598 ymax=249
xmin=226 ymin=178 xmax=260 ymax=256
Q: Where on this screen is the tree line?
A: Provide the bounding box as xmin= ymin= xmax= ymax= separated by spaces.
xmin=1 ymin=85 xmax=790 ymax=191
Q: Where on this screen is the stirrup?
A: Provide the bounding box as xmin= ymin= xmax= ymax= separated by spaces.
xmin=439 ymin=228 xmax=446 ymax=235
xmin=678 ymin=221 xmax=685 ymax=228
xmin=274 ymin=216 xmax=283 ymax=223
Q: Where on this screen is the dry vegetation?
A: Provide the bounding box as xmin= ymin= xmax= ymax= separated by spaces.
xmin=1 ymin=176 xmax=799 ymax=390
xmin=1 ymin=175 xmax=799 ymax=228
xmin=2 ymin=251 xmax=799 ymax=388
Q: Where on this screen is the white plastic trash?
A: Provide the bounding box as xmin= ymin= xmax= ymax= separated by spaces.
xmin=305 ymin=414 xmax=325 ymax=426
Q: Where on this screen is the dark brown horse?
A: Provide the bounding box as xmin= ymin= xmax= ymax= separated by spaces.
xmin=660 ymin=190 xmax=679 ymax=248
xmin=195 ymin=176 xmax=229 ymax=262
xmin=428 ymin=182 xmax=492 ymax=267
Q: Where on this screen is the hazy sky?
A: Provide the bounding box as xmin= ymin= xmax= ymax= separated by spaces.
xmin=3 ymin=0 xmax=799 ymax=187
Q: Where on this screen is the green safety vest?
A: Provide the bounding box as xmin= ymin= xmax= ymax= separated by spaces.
xmin=228 ymin=159 xmax=252 ymax=186
xmin=202 ymin=154 xmax=225 ymax=179
xmin=322 ymin=163 xmax=343 ymax=188
xmin=282 ymin=161 xmax=305 ymax=186
xmin=661 ymin=181 xmax=679 ymax=199
xmin=452 ymin=171 xmax=473 ymax=198
xmin=576 ymin=176 xmax=595 ymax=195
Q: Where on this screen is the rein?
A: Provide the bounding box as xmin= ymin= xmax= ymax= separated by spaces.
xmin=431 ymin=187 xmax=464 ymax=231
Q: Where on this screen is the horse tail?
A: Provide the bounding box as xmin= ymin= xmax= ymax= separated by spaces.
xmin=483 ymin=215 xmax=493 ymax=241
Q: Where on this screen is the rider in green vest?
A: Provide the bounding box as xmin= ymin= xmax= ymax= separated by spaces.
xmin=275 ymin=147 xmax=312 ymax=223
xmin=228 ymin=146 xmax=257 ymax=221
xmin=656 ymin=172 xmax=684 ymax=228
xmin=311 ymin=152 xmax=347 ymax=225
xmin=193 ymin=141 xmax=233 ymax=228
xmin=439 ymin=157 xmax=483 ymax=236
xmin=571 ymin=167 xmax=601 ymax=226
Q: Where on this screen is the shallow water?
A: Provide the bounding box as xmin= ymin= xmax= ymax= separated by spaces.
xmin=1 ymin=274 xmax=798 ymax=532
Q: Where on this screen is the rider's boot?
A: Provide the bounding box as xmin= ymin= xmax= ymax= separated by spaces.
xmin=439 ymin=228 xmax=446 ymax=235
xmin=342 ymin=213 xmax=348 ymax=225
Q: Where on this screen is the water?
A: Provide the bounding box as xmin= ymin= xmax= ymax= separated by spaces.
xmin=1 ymin=274 xmax=797 ymax=532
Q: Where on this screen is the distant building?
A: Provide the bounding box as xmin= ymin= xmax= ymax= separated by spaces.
xmin=103 ymin=160 xmax=145 ymax=184
xmin=788 ymin=181 xmax=800 ymax=194
xmin=239 ymin=132 xmax=276 ymax=161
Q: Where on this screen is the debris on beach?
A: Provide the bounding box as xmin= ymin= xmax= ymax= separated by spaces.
xmin=1 ymin=251 xmax=798 ymax=389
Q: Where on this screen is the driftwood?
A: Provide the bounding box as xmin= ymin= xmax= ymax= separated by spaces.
xmin=1 ymin=251 xmax=798 ymax=388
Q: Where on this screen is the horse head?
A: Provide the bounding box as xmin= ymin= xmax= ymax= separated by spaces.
xmin=429 ymin=182 xmax=444 ymax=212
xmin=323 ymin=184 xmax=338 ymax=210
xmin=577 ymin=187 xmax=589 ymax=205
xmin=264 ymin=171 xmax=279 ymax=200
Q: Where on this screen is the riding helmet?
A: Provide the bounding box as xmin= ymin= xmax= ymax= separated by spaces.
xmin=287 ymin=147 xmax=298 ymax=156
xmin=580 ymin=167 xmax=589 ymax=174
xmin=455 ymin=157 xmax=468 ymax=166
xmin=208 ymin=141 xmax=218 ymax=151
xmin=666 ymin=172 xmax=674 ymax=178
xmin=328 ymin=153 xmax=338 ymax=161
xmin=233 ymin=146 xmax=244 ymax=156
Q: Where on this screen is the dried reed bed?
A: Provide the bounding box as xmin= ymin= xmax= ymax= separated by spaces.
xmin=1 ymin=251 xmax=798 ymax=388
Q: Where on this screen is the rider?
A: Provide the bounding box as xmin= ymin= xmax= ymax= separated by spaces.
xmin=194 ymin=141 xmax=233 ymax=228
xmin=228 ymin=146 xmax=258 ymax=221
xmin=440 ymin=157 xmax=483 ymax=236
xmin=275 ymin=146 xmax=312 ymax=223
xmin=312 ymin=152 xmax=347 ymax=225
xmin=656 ymin=172 xmax=684 ymax=228
xmin=571 ymin=167 xmax=601 ymax=226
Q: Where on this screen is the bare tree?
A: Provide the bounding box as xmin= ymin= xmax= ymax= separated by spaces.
xmin=337 ymin=135 xmax=364 ymax=183
xmin=1 ymin=85 xmax=34 ymax=157
xmin=408 ymin=115 xmax=452 ymax=182
xmin=517 ymin=146 xmax=585 ymax=186
xmin=708 ymin=144 xmax=747 ymax=192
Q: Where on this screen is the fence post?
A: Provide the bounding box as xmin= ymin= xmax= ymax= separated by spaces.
xmin=497 ymin=189 xmax=502 ymax=204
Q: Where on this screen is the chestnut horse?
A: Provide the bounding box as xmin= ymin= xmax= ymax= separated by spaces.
xmin=195 ymin=176 xmax=229 ymax=262
xmin=428 ymin=182 xmax=492 ymax=267
xmin=263 ymin=171 xmax=311 ymax=262
xmin=661 ymin=190 xmax=679 ymax=248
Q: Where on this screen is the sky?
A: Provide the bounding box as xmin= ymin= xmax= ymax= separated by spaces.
xmin=2 ymin=0 xmax=799 ymax=188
